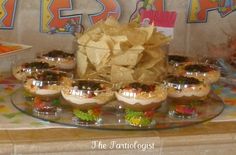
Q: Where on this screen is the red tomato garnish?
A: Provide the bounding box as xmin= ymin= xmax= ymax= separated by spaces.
xmin=144 ymin=110 xmax=155 ymax=118
xmin=87 ymin=92 xmax=95 ymax=98
xmin=175 ymin=105 xmax=195 ymax=115
xmin=149 ymin=85 xmax=156 ymax=91
xmin=92 ymin=108 xmax=101 ymax=116
xmin=34 ymin=97 xmax=45 ymax=110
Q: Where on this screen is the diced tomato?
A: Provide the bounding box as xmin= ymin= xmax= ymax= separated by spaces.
xmin=175 ymin=105 xmax=195 ymax=115
xmin=149 ymin=85 xmax=156 ymax=91
xmin=144 ymin=110 xmax=155 ymax=118
xmin=34 ymin=97 xmax=45 ymax=109
xmin=92 ymin=108 xmax=101 ymax=116
xmin=87 ymin=92 xmax=94 ymax=98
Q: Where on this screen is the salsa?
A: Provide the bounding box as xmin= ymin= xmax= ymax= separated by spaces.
xmin=72 ymin=80 xmax=103 ymax=91
xmin=184 ymin=64 xmax=214 ymax=73
xmin=123 ymin=82 xmax=156 ymax=93
xmin=43 ymin=50 xmax=74 ymax=58
xmin=167 ymin=75 xmax=201 ymax=85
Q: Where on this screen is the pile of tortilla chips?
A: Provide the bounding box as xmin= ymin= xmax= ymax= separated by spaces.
xmin=76 ymin=17 xmax=170 ymax=83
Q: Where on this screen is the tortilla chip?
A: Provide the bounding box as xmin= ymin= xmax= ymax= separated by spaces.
xmin=111 ymin=45 xmax=144 ymax=66
xmin=101 ymin=24 xmax=123 ymax=36
xmin=111 ymin=65 xmax=134 ymax=83
xmin=95 ymin=53 xmax=111 ymax=71
xmin=125 ymin=28 xmax=147 ymax=46
xmin=86 ymin=40 xmax=110 ymax=66
xmin=138 ymin=58 xmax=162 ymax=69
xmin=145 ymin=32 xmax=170 ymax=48
xmin=87 ymin=27 xmax=103 ymax=41
xmin=112 ymin=42 xmax=123 ymax=55
xmin=76 ymin=52 xmax=88 ymax=76
xmin=100 ymin=34 xmax=114 ymax=50
xmin=144 ymin=48 xmax=165 ymax=58
xmin=138 ymin=70 xmax=157 ymax=82
xmin=104 ymin=16 xmax=120 ymax=27
xmin=111 ymin=35 xmax=128 ymax=43
xmin=120 ymin=42 xmax=132 ymax=51
xmin=138 ymin=25 xmax=155 ymax=42
xmin=77 ymin=33 xmax=90 ymax=46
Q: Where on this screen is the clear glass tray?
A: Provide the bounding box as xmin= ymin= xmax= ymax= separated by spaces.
xmin=11 ymin=88 xmax=224 ymax=130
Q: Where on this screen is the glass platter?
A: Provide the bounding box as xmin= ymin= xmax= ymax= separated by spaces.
xmin=11 ymin=88 xmax=224 ymax=130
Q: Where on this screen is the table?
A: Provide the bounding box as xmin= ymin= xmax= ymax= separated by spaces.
xmin=0 ymin=73 xmax=236 ymax=155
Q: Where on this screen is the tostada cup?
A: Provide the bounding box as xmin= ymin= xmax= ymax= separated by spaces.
xmin=165 ymin=75 xmax=211 ymax=119
xmin=24 ymin=70 xmax=73 ymax=98
xmin=38 ymin=50 xmax=76 ymax=70
xmin=168 ymin=55 xmax=192 ymax=74
xmin=61 ymin=79 xmax=114 ymax=124
xmin=115 ymin=81 xmax=167 ymax=127
xmin=12 ymin=59 xmax=55 ymax=81
xmin=23 ymin=69 xmax=73 ymax=115
xmin=178 ymin=63 xmax=220 ymax=84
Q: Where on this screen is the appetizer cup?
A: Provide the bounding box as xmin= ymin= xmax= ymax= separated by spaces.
xmin=178 ymin=63 xmax=221 ymax=84
xmin=165 ymin=75 xmax=211 ymax=119
xmin=115 ymin=81 xmax=167 ymax=127
xmin=168 ymin=55 xmax=192 ymax=74
xmin=37 ymin=50 xmax=76 ymax=70
xmin=12 ymin=59 xmax=55 ymax=81
xmin=24 ymin=70 xmax=73 ymax=98
xmin=61 ymin=79 xmax=114 ymax=124
xmin=23 ymin=70 xmax=73 ymax=115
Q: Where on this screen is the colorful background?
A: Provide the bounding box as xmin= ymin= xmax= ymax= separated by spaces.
xmin=0 ymin=0 xmax=236 ymax=57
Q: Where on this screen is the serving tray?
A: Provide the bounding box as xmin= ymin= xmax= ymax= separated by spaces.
xmin=11 ymin=88 xmax=224 ymax=130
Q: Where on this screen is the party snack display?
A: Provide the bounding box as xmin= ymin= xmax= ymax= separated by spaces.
xmin=9 ymin=41 xmax=225 ymax=128
xmin=7 ymin=10 xmax=227 ymax=128
xmin=76 ymin=17 xmax=170 ymax=83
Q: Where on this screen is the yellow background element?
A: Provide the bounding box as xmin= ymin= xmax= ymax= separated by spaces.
xmin=42 ymin=0 xmax=51 ymax=32
xmin=0 ymin=0 xmax=6 ymax=20
xmin=188 ymin=0 xmax=200 ymax=22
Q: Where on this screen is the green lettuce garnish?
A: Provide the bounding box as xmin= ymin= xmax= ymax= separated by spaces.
xmin=73 ymin=109 xmax=98 ymax=122
xmin=125 ymin=109 xmax=152 ymax=127
xmin=52 ymin=99 xmax=60 ymax=106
